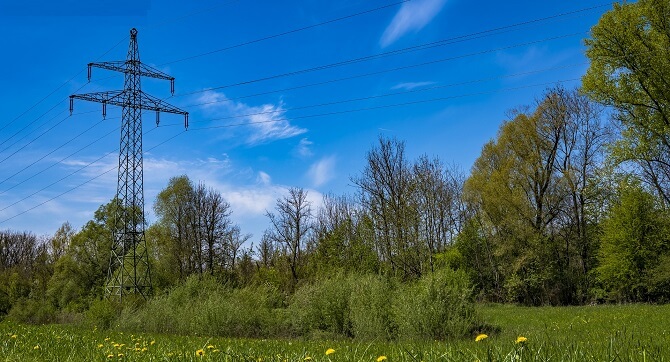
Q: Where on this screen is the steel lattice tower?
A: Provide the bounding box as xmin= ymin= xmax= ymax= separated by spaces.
xmin=70 ymin=28 xmax=188 ymax=300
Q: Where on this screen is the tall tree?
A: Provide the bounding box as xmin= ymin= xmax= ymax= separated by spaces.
xmin=582 ymin=0 xmax=670 ymax=204
xmin=463 ymin=87 xmax=607 ymax=304
xmin=352 ymin=137 xmax=422 ymax=279
xmin=153 ymin=176 xmax=243 ymax=281
xmin=265 ymin=187 xmax=312 ymax=286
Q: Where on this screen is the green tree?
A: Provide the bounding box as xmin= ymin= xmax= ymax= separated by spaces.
xmin=583 ymin=0 xmax=670 ymax=204
xmin=463 ymin=87 xmax=607 ymax=304
xmin=47 ymin=201 xmax=118 ymax=310
xmin=596 ymin=179 xmax=670 ymax=302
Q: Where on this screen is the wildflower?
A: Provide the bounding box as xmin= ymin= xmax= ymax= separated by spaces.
xmin=150 ymin=340 xmax=155 ymax=345
xmin=377 ymin=356 xmax=388 ymax=362
xmin=33 ymin=345 xmax=40 ymax=350
xmin=516 ymin=336 xmax=528 ymax=344
xmin=141 ymin=347 xmax=148 ymax=352
xmin=326 ymin=348 xmax=336 ymax=355
xmin=196 ymin=349 xmax=205 ymax=357
xmin=98 ymin=344 xmax=104 ymax=348
xmin=105 ymin=338 xmax=110 ymax=342
xmin=107 ymin=354 xmax=114 ymax=359
xmin=118 ymin=353 xmax=124 ymax=358
xmin=207 ymin=345 xmax=215 ymax=349
xmin=213 ymin=349 xmax=220 ymax=353
xmin=304 ymin=356 xmax=312 ymax=361
xmin=475 ymin=334 xmax=488 ymax=342
xmin=113 ymin=343 xmax=120 ymax=348
xmin=10 ymin=334 xmax=17 ymax=339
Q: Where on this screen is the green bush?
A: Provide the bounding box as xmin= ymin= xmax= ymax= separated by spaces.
xmin=85 ymin=298 xmax=122 ymax=329
xmin=349 ymin=274 xmax=396 ymax=340
xmin=7 ymin=298 xmax=56 ymax=324
xmin=116 ymin=275 xmax=284 ymax=338
xmin=394 ymin=268 xmax=477 ymax=340
xmin=288 ymin=272 xmax=353 ymax=337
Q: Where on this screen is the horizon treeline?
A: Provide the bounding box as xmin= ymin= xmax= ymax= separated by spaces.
xmin=1 ymin=0 xmax=669 ymax=324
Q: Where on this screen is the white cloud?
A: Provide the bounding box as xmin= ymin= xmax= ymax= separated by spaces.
xmin=295 ymin=137 xmax=314 ymax=158
xmin=257 ymin=171 xmax=272 ymax=186
xmin=307 ymin=156 xmax=336 ymax=187
xmin=380 ymin=0 xmax=447 ymax=47
xmin=391 ymin=81 xmax=436 ymax=90
xmin=195 ymin=90 xmax=306 ymax=145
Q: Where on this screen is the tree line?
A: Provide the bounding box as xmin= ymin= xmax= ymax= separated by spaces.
xmin=1 ymin=0 xmax=669 ymax=323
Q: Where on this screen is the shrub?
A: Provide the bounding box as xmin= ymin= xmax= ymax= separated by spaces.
xmin=85 ymin=298 xmax=122 ymax=329
xmin=394 ymin=268 xmax=477 ymax=340
xmin=288 ymin=272 xmax=353 ymax=338
xmin=116 ymin=275 xmax=284 ymax=338
xmin=349 ymin=274 xmax=396 ymax=340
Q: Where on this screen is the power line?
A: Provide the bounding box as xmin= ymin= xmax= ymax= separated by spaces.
xmin=0 ymin=2 xmax=601 ymax=165
xmin=0 ymin=35 xmax=128 ymax=134
xmin=174 ymin=32 xmax=584 ymax=97
xmin=160 ymin=0 xmax=410 ymax=66
xmin=0 ymin=77 xmax=581 ymax=225
xmin=4 ymin=28 xmax=588 ymax=180
xmin=168 ymin=63 xmax=588 ymax=126
xmin=0 ymin=118 xmax=108 ymax=189
xmin=187 ymin=78 xmax=582 ymax=131
xmin=1 ymin=62 xmax=578 ymax=199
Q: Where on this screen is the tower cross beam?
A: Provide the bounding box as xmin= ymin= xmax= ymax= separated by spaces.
xmin=88 ymin=61 xmax=176 ymax=84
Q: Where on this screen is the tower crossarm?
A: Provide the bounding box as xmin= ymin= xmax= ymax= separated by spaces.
xmin=89 ymin=61 xmax=176 ymax=93
xmin=70 ymin=90 xmax=189 ymax=128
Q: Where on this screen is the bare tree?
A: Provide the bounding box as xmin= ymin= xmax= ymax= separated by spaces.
xmin=265 ymin=187 xmax=312 ymax=286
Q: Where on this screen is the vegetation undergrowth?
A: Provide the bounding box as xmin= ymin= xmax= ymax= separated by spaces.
xmin=114 ymin=269 xmax=479 ymax=341
xmin=2 ymin=304 xmax=668 ymax=361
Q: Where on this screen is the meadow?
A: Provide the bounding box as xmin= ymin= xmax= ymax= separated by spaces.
xmin=1 ymin=304 xmax=668 ymax=361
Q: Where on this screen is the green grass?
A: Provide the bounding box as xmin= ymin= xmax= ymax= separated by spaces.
xmin=1 ymin=304 xmax=669 ymax=361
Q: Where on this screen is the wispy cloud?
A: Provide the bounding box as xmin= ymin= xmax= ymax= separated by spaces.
xmin=380 ymin=0 xmax=447 ymax=47
xmin=391 ymin=81 xmax=436 ymax=90
xmin=294 ymin=138 xmax=314 ymax=158
xmin=196 ymin=90 xmax=306 ymax=145
xmin=307 ymin=156 xmax=336 ymax=187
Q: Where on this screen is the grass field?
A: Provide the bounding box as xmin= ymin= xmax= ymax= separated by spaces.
xmin=1 ymin=304 xmax=668 ymax=361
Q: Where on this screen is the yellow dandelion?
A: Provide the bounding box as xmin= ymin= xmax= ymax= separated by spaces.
xmin=475 ymin=334 xmax=488 ymax=342
xmin=113 ymin=343 xmax=120 ymax=348
xmin=150 ymin=340 xmax=155 ymax=345
xmin=10 ymin=334 xmax=17 ymax=339
xmin=119 ymin=344 xmax=125 ymax=348
xmin=377 ymin=356 xmax=388 ymax=362
xmin=107 ymin=354 xmax=114 ymax=359
xmin=516 ymin=336 xmax=528 ymax=344
xmin=98 ymin=344 xmax=104 ymax=348
xmin=33 ymin=345 xmax=40 ymax=350
xmin=118 ymin=353 xmax=124 ymax=358
xmin=196 ymin=349 xmax=205 ymax=357
xmin=141 ymin=347 xmax=148 ymax=352
xmin=326 ymin=348 xmax=335 ymax=355
xmin=105 ymin=338 xmax=110 ymax=342
xmin=304 ymin=356 xmax=312 ymax=361
xmin=207 ymin=345 xmax=215 ymax=349
xmin=213 ymin=349 xmax=220 ymax=353
xmin=135 ymin=347 xmax=141 ymax=351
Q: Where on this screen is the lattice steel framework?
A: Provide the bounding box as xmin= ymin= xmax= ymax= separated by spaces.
xmin=70 ymin=28 xmax=188 ymax=300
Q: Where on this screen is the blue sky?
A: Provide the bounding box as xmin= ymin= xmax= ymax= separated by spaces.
xmin=0 ymin=0 xmax=612 ymax=242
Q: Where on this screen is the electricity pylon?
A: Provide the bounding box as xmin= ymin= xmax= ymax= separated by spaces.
xmin=70 ymin=28 xmax=188 ymax=301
